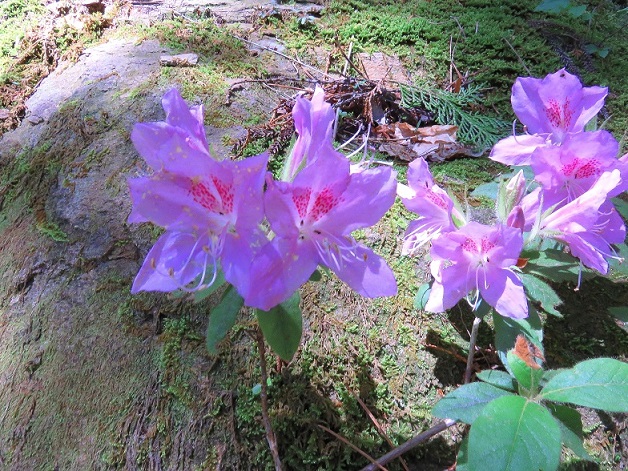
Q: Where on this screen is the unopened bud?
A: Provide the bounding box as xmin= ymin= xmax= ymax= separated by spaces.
xmin=497 ymin=170 xmax=526 ymax=222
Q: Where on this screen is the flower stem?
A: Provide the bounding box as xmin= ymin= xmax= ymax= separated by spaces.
xmin=256 ymin=328 xmax=283 ymax=471
xmin=464 ymin=316 xmax=482 ymax=384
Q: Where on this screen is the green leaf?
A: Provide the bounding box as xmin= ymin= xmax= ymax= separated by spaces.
xmin=520 ymin=273 xmax=562 ymax=317
xmin=456 ymin=435 xmax=470 ymax=471
xmin=493 ymin=307 xmax=543 ymax=374
xmin=205 ymin=285 xmax=244 ymax=355
xmin=414 ymin=283 xmax=431 ymax=310
xmin=547 ymin=404 xmax=592 ymax=460
xmin=608 ymin=306 xmax=628 ymax=322
xmin=470 ymin=181 xmax=498 ymax=201
xmin=476 ymin=370 xmax=516 ymax=391
xmin=507 ymin=350 xmax=543 ymax=396
xmin=567 ymin=4 xmax=587 ymax=17
xmin=468 ymin=395 xmax=561 ymax=471
xmin=309 ymin=269 xmax=323 ymax=282
xmin=523 ymin=249 xmax=588 ymax=282
xmin=256 ymin=292 xmax=303 ymax=362
xmin=194 ymin=270 xmax=226 ymax=303
xmin=539 ymin=358 xmax=628 ymax=412
xmin=609 ymin=243 xmax=628 ymax=277
xmin=534 ymin=0 xmax=572 ymax=13
xmin=612 ymin=197 xmax=628 ymax=220
xmin=432 ymin=382 xmax=514 ymax=424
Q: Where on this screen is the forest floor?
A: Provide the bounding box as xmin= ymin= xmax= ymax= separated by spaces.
xmin=0 ymin=0 xmax=627 ymax=470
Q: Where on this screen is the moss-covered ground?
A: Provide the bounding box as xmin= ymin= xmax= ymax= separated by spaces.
xmin=0 ymin=0 xmax=627 ymax=470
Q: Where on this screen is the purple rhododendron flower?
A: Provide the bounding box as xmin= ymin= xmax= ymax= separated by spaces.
xmin=512 ymin=68 xmax=607 ymax=137
xmin=245 ymin=150 xmax=398 ymax=310
xmin=283 ymin=86 xmax=336 ymax=181
xmin=399 ymin=158 xmax=465 ymax=254
xmin=530 ymin=130 xmax=621 ymax=208
xmin=128 ymin=89 xmax=269 ymax=296
xmin=490 ymin=69 xmax=607 ymax=166
xmin=539 ymin=170 xmax=624 ymax=274
xmin=425 ymin=222 xmax=528 ymax=319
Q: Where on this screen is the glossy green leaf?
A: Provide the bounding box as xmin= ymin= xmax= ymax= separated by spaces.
xmin=194 ymin=270 xmax=226 ymax=303
xmin=493 ymin=307 xmax=543 ymax=374
xmin=612 ymin=197 xmax=628 ymax=220
xmin=608 ymin=243 xmax=628 ymax=277
xmin=507 ymin=350 xmax=543 ymax=396
xmin=468 ymin=395 xmax=561 ymax=471
xmin=540 ymin=358 xmax=628 ymax=412
xmin=456 ymin=435 xmax=470 ymax=471
xmin=414 ymin=283 xmax=431 ymax=310
xmin=520 ymin=273 xmax=562 ymax=317
xmin=205 ymin=285 xmax=244 ymax=355
xmin=256 ymin=292 xmax=303 ymax=362
xmin=608 ymin=306 xmax=628 ymax=322
xmin=523 ymin=249 xmax=586 ymax=282
xmin=547 ymin=404 xmax=592 ymax=460
xmin=309 ymin=269 xmax=322 ymax=282
xmin=476 ymin=370 xmax=516 ymax=391
xmin=534 ymin=0 xmax=571 ymax=13
xmin=432 ymin=382 xmax=513 ymax=424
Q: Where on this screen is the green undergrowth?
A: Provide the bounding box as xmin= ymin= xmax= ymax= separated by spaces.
xmin=266 ymin=0 xmax=628 ymax=141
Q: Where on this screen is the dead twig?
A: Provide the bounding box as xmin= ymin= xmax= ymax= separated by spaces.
xmin=317 ymin=424 xmax=389 ymax=471
xmin=355 ymin=396 xmax=411 ymax=471
xmin=502 ymin=37 xmax=531 ymax=75
xmin=256 ymin=328 xmax=283 ymax=471
xmin=359 ymin=419 xmax=457 ymax=471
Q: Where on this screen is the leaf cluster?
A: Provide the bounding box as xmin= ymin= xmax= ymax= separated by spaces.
xmin=434 ymin=355 xmax=628 ymax=471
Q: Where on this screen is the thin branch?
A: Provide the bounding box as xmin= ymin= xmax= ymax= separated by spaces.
xmin=359 ymin=419 xmax=457 ymax=471
xmin=229 ymin=33 xmax=335 ymax=80
xmin=256 ymin=328 xmax=283 ymax=471
xmin=502 ymin=37 xmax=531 ymax=75
xmin=317 ymin=424 xmax=389 ymax=471
xmin=356 ymin=396 xmax=411 ymax=471
xmin=464 ymin=316 xmax=482 ymax=384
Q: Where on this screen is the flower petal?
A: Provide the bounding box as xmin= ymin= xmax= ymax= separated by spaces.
xmin=490 ymin=134 xmax=549 ymax=166
xmin=245 ymin=238 xmax=319 ymax=310
xmin=321 ymin=242 xmax=397 ymax=297
xmin=127 ymin=173 xmax=213 ymax=231
xmin=478 ymin=267 xmax=528 ymax=319
xmin=425 ymin=260 xmax=473 ymax=312
xmin=132 ymin=231 xmax=209 ymax=293
xmin=322 ymin=166 xmax=397 ymax=234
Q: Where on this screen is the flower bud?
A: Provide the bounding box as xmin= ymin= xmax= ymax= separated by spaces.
xmin=497 ymin=170 xmax=526 ymax=222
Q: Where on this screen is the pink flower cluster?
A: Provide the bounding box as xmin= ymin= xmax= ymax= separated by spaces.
xmin=128 ymin=88 xmax=397 ymax=311
xmin=401 ymin=69 xmax=626 ymax=319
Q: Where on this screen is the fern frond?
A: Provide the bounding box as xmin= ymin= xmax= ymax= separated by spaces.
xmin=399 ymin=83 xmax=510 ymax=151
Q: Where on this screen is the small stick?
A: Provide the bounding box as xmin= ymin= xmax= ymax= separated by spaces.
xmin=256 ymin=328 xmax=283 ymax=471
xmin=359 ymin=419 xmax=457 ymax=471
xmin=230 ymin=33 xmax=334 ymax=80
xmin=464 ymin=316 xmax=482 ymax=384
xmin=502 ymin=37 xmax=531 ymax=75
xmin=356 ymin=396 xmax=411 ymax=471
xmin=317 ymin=424 xmax=389 ymax=471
